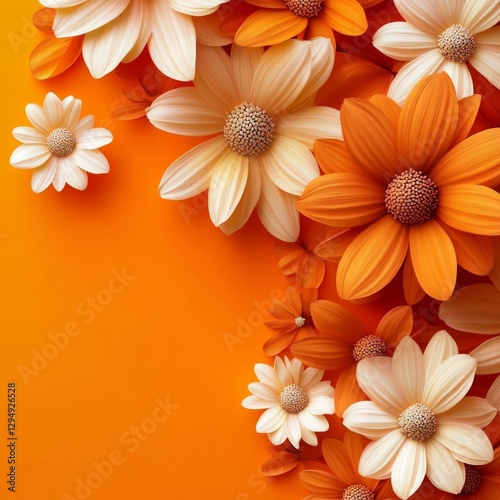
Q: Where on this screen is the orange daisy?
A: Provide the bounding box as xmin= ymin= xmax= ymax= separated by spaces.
xmin=234 ymin=0 xmax=370 ymax=47
xmin=297 ymin=72 xmax=500 ymax=302
xmin=291 ymin=302 xmax=413 ymax=416
xmin=300 ymin=431 xmax=396 ymax=499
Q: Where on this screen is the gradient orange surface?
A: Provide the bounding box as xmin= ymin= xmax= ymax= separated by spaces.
xmin=0 ymin=3 xmax=393 ymax=499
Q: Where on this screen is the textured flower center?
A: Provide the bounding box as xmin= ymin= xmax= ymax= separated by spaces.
xmin=223 ymin=102 xmax=274 ymax=156
xmin=398 ymin=403 xmax=437 ymax=441
xmin=46 ymin=127 xmax=76 ymax=157
xmin=284 ymin=0 xmax=323 ymax=17
xmin=461 ymin=464 xmax=481 ymax=494
xmin=385 ymin=169 xmax=438 ymax=224
xmin=279 ymin=384 xmax=309 ymax=414
xmin=294 ymin=316 xmax=306 ymax=327
xmin=438 ymin=24 xmax=475 ymax=63
xmin=342 ymin=484 xmax=375 ymax=500
xmin=352 ymin=335 xmax=386 ymax=362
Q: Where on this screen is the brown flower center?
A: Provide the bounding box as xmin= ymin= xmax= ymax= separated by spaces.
xmin=284 ymin=0 xmax=323 ymax=18
xmin=46 ymin=127 xmax=76 ymax=157
xmin=385 ymin=169 xmax=438 ymax=224
xmin=352 ymin=335 xmax=386 ymax=362
xmin=438 ymin=24 xmax=475 ymax=63
xmin=399 ymin=403 xmax=437 ymax=442
xmin=342 ymin=484 xmax=375 ymax=500
xmin=294 ymin=316 xmax=306 ymax=327
xmin=223 ymin=102 xmax=274 ymax=156
xmin=279 ymin=384 xmax=309 ymax=414
xmin=461 ymin=464 xmax=481 ymax=494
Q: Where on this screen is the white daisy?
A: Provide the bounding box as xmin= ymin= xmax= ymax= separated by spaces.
xmin=39 ymin=0 xmax=228 ymax=80
xmin=10 ymin=92 xmax=112 ymax=192
xmin=373 ymin=0 xmax=500 ymax=104
xmin=343 ymin=331 xmax=496 ymax=499
xmin=242 ymin=356 xmax=334 ymax=449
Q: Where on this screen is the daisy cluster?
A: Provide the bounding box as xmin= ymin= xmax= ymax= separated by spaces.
xmin=9 ymin=0 xmax=500 ymax=499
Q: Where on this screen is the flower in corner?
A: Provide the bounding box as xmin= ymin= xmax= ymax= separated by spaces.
xmin=10 ymin=92 xmax=113 ymax=192
xmin=242 ymin=356 xmax=334 ymax=448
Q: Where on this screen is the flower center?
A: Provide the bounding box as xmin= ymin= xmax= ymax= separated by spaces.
xmin=461 ymin=464 xmax=481 ymax=494
xmin=342 ymin=484 xmax=375 ymax=500
xmin=352 ymin=335 xmax=386 ymax=362
xmin=284 ymin=0 xmax=323 ymax=17
xmin=385 ymin=169 xmax=438 ymax=224
xmin=223 ymin=102 xmax=274 ymax=156
xmin=46 ymin=127 xmax=76 ymax=158
xmin=279 ymin=384 xmax=309 ymax=414
xmin=294 ymin=316 xmax=306 ymax=328
xmin=398 ymin=403 xmax=437 ymax=442
xmin=437 ymin=24 xmax=475 ymax=63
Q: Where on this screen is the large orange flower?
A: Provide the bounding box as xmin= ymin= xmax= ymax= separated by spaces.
xmin=297 ymin=72 xmax=500 ymax=302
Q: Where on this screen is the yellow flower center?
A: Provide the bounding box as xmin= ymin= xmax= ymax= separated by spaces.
xmin=461 ymin=464 xmax=481 ymax=494
xmin=342 ymin=484 xmax=375 ymax=500
xmin=352 ymin=335 xmax=386 ymax=362
xmin=294 ymin=316 xmax=306 ymax=327
xmin=398 ymin=403 xmax=437 ymax=442
xmin=46 ymin=127 xmax=76 ymax=158
xmin=385 ymin=169 xmax=438 ymax=224
xmin=223 ymin=102 xmax=274 ymax=156
xmin=284 ymin=0 xmax=323 ymax=18
xmin=279 ymin=384 xmax=309 ymax=414
xmin=438 ymin=24 xmax=475 ymax=63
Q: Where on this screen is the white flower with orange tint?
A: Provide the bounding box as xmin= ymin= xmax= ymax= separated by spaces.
xmin=373 ymin=0 xmax=500 ymax=104
xmin=10 ymin=92 xmax=112 ymax=192
xmin=242 ymin=356 xmax=334 ymax=448
xmin=147 ymin=39 xmax=341 ymax=241
xmin=39 ymin=0 xmax=227 ymax=80
xmin=343 ymin=331 xmax=496 ymax=499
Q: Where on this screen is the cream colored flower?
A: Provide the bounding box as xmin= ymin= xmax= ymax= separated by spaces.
xmin=373 ymin=0 xmax=500 ymax=104
xmin=343 ymin=331 xmax=496 ymax=500
xmin=10 ymin=92 xmax=112 ymax=192
xmin=147 ymin=38 xmax=341 ymax=241
xmin=470 ymin=336 xmax=500 ymax=375
xmin=242 ymin=356 xmax=334 ymax=449
xmin=39 ymin=0 xmax=227 ymax=80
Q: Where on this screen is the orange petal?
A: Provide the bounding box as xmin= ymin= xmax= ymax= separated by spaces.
xmin=290 ymin=336 xmax=353 ymax=370
xmin=322 ymin=437 xmax=358 ymax=484
xmin=299 ymin=470 xmax=345 ymax=495
xmin=409 ymin=219 xmax=457 ymax=301
xmin=313 ymin=139 xmax=363 ymax=175
xmin=277 ymin=247 xmax=305 ymax=275
xmin=244 ymin=0 xmax=285 ymax=8
xmin=263 ymin=330 xmax=296 ymax=356
xmin=337 ymin=215 xmax=409 ymax=300
xmin=341 ymin=98 xmax=399 ymax=182
xmin=397 ymin=73 xmax=459 ymax=172
xmin=449 ymin=94 xmax=481 ymax=148
xmin=300 ymin=287 xmax=319 ymax=314
xmin=296 ymin=254 xmax=325 ymax=289
xmin=322 ymin=0 xmax=368 ymax=36
xmin=375 ymin=305 xmax=413 ymax=349
xmin=334 ymin=364 xmax=367 ymax=418
xmin=234 ymin=9 xmax=308 ymax=47
xmin=304 ymin=16 xmax=336 ymax=45
xmin=437 ymin=184 xmax=500 ymax=236
xmin=431 ymin=129 xmax=500 ymax=188
xmin=261 ymin=451 xmax=298 ymax=477
xmin=402 ymin=252 xmax=426 ymax=306
xmin=296 ymin=172 xmax=386 ymax=228
xmin=33 ymin=8 xmax=55 ymax=33
xmin=439 ymin=222 xmax=494 ymax=276
xmin=312 ymin=227 xmax=361 ymax=262
xmin=369 ymin=94 xmax=401 ymax=130
xmin=29 ymin=35 xmax=83 ymax=80
xmin=489 ymin=237 xmax=500 ymax=290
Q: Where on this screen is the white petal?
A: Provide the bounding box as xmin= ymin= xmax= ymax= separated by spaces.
xmin=392 ymin=336 xmax=425 ymax=403
xmin=299 ymin=424 xmax=318 ymax=446
xmin=391 ymin=440 xmax=427 ymax=500
xmin=159 ymin=136 xmax=227 ymax=200
xmin=26 ymin=103 xmax=52 ymax=134
xmin=435 ymin=423 xmax=494 ymax=464
xmin=82 ymin=0 xmax=141 ymax=79
xmin=12 ymin=127 xmax=46 ymax=144
xmin=169 ymin=0 xmax=223 ymax=16
xmin=307 ymin=380 xmax=335 ymax=399
xmin=423 ymin=330 xmax=458 ymax=383
xmin=261 ymin=137 xmax=319 ymax=196
xmin=440 ymin=60 xmax=474 ymax=99
xmin=285 ymin=413 xmax=302 ymax=448
xmin=247 ymin=382 xmax=278 ymax=401
xmin=193 ymin=13 xmax=233 ymax=47
xmin=438 ymin=397 xmax=497 ymax=427
xmin=123 ymin=2 xmax=151 ymax=63
xmin=299 ymin=366 xmax=324 ymax=391
xmin=149 ymin=4 xmax=196 ymax=81
xmin=147 ymin=87 xmax=225 ymax=136
xmin=43 ymin=92 xmax=64 ymax=129
xmin=298 ymin=411 xmax=329 ymax=432
xmin=63 ymin=157 xmax=88 ymax=190
xmin=62 ymin=96 xmax=82 ymax=130
xmin=241 ymin=395 xmax=275 ymax=410
xmin=254 ymin=363 xmax=280 ymax=389
xmin=52 ymin=166 xmax=66 ymax=191
xmin=393 ymin=0 xmax=450 ymax=34
xmin=72 ymin=149 xmax=110 ymax=174
xmin=274 ymin=356 xmax=289 ymax=387
xmin=10 ymin=145 xmax=51 ymax=168
xmin=306 ymin=396 xmax=334 ymax=416
xmin=469 ymin=36 xmax=500 ymax=91
xmin=53 ymin=0 xmax=129 ymax=37
xmin=387 ymin=50 xmax=446 ymax=105
xmin=373 ymin=22 xmax=438 ymax=60
xmin=469 ymin=336 xmax=500 ymax=375
xmin=231 ymin=44 xmax=264 ymax=99
xmin=460 ymin=0 xmax=500 ymax=34
xmin=275 ymin=107 xmax=342 ymax=150
xmin=72 ymin=115 xmax=94 ymax=136
xmin=208 ymin=151 xmax=248 ymax=226
xmin=425 ymin=438 xmax=465 ymax=494
xmin=41 ymin=0 xmax=87 ymax=7
xmin=256 ymin=405 xmax=287 ymax=434
xmin=358 ymin=430 xmax=406 ymax=479
xmin=31 ymin=157 xmax=58 ymax=193
xmin=343 ymin=401 xmax=399 ymax=440
xmin=268 ymin=425 xmax=287 ymax=446
xmin=75 ymin=128 xmax=113 ymax=149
